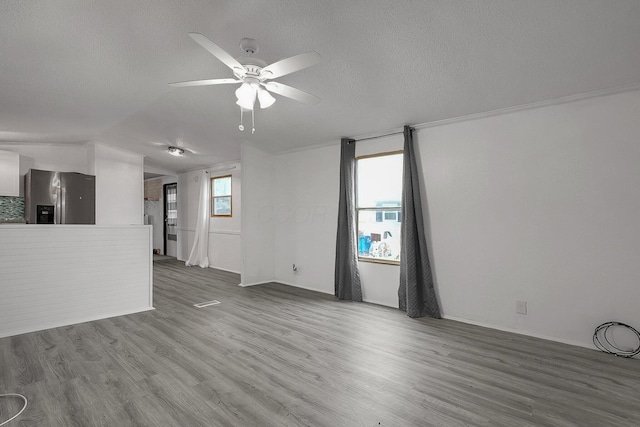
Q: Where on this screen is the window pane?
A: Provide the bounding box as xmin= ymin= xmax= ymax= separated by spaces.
xmin=384 ymin=211 xmax=397 ymax=221
xmin=166 ymin=185 xmax=177 ymax=226
xmin=213 ymin=176 xmax=231 ymax=196
xmin=214 ymin=196 xmax=231 ymax=215
xmin=358 ymin=209 xmax=401 ymax=261
xmin=357 ymin=153 xmax=403 ymax=208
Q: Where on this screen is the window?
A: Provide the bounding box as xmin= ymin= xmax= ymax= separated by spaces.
xmin=356 ymin=151 xmax=403 ymax=263
xmin=211 ymin=175 xmax=232 ymax=216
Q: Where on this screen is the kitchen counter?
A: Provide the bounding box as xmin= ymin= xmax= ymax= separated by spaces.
xmin=0 ymin=224 xmax=153 ymax=338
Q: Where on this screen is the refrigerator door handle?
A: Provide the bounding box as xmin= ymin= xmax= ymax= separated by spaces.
xmin=60 ymin=187 xmax=66 ymax=224
xmin=55 ymin=186 xmax=61 ymax=224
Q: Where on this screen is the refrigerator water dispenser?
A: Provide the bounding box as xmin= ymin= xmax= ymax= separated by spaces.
xmin=36 ymin=205 xmax=55 ymax=224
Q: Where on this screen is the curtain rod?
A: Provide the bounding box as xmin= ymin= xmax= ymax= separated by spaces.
xmin=351 ymin=125 xmax=414 ymax=142
xmin=207 ymin=165 xmax=237 ymax=172
xmin=354 ymin=130 xmax=404 ymax=142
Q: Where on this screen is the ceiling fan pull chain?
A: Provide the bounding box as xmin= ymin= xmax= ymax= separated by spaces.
xmin=238 ymin=107 xmax=245 ymax=131
xmin=252 ymin=108 xmax=256 ymax=134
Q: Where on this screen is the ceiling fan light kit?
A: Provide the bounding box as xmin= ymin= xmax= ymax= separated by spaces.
xmin=235 ymin=83 xmax=257 ymax=110
xmin=257 ymin=88 xmax=275 ymax=108
xmin=167 ymin=146 xmax=185 ymax=157
xmin=170 ymin=33 xmax=321 ymax=133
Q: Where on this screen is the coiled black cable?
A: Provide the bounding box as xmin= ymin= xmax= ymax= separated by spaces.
xmin=593 ymin=321 xmax=640 ymax=358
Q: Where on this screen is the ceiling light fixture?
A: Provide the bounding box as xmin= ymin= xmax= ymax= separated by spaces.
xmin=257 ymin=88 xmax=275 ymax=109
xmin=235 ymin=82 xmax=275 ymax=110
xmin=235 ymin=84 xmax=275 ymax=134
xmin=235 ymin=83 xmax=257 ymax=110
xmin=168 ymin=146 xmax=185 ymax=157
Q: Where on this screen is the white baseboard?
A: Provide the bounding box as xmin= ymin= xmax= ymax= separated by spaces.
xmin=177 ymin=258 xmax=240 ymax=275
xmin=209 ymin=265 xmax=241 ymax=274
xmin=361 ymin=297 xmax=399 ymax=309
xmin=274 ymin=280 xmax=334 ymax=295
xmin=238 ymin=280 xmax=333 ymax=296
xmin=239 ymin=280 xmax=273 ymax=287
xmin=276 ymin=281 xmax=400 ymax=307
xmin=0 ymin=307 xmax=155 ymax=339
xmin=442 ymin=314 xmax=591 ymax=350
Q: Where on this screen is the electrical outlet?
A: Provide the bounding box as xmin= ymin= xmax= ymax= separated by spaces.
xmin=516 ymin=300 xmax=527 ymax=315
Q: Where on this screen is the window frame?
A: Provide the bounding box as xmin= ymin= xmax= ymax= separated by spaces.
xmin=210 ymin=174 xmax=232 ymax=217
xmin=355 ymin=150 xmax=403 ymax=265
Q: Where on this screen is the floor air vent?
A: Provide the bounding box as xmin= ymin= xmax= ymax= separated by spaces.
xmin=193 ymin=300 xmax=221 ymax=308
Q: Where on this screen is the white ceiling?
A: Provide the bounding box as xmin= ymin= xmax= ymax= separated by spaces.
xmin=2 ymin=1 xmax=640 ymax=174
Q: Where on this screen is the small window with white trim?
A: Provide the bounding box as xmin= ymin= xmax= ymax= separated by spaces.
xmin=211 ymin=175 xmax=232 ymax=217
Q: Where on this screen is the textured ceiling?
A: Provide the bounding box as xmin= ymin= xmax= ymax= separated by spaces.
xmin=1 ymin=1 xmax=640 ymax=173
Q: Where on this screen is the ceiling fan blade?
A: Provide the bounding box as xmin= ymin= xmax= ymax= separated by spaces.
xmin=260 ymin=51 xmax=321 ymax=80
xmin=180 ymin=147 xmax=199 ymax=155
xmin=188 ymin=33 xmax=246 ymax=76
xmin=169 ymin=78 xmax=241 ymax=87
xmin=264 ymin=82 xmax=321 ymax=105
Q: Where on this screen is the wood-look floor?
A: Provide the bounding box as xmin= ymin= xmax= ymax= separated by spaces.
xmin=1 ymin=260 xmax=639 ymax=426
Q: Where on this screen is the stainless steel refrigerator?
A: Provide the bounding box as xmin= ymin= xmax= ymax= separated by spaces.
xmin=25 ymin=169 xmax=95 ymax=224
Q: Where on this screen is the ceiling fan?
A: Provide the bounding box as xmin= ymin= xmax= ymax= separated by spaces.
xmin=170 ymin=33 xmax=321 ymax=133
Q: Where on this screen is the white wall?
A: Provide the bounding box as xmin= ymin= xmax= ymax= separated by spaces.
xmin=273 ymin=144 xmax=340 ymax=293
xmin=241 ymin=145 xmax=275 ymax=286
xmin=10 ymin=144 xmax=90 ymax=175
xmin=265 ymin=89 xmax=640 ymax=349
xmin=0 ymin=143 xmax=90 ymax=196
xmin=418 ymin=89 xmax=640 ymax=348
xmin=178 ymin=163 xmax=241 ymax=273
xmin=89 ymin=143 xmax=144 ymax=225
xmin=0 ymin=150 xmax=20 ymax=196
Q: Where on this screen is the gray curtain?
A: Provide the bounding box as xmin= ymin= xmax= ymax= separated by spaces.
xmin=334 ymin=138 xmax=362 ymax=301
xmin=399 ymin=126 xmax=441 ymax=318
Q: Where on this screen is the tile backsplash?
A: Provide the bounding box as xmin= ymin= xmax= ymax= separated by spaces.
xmin=0 ymin=196 xmax=25 ymax=223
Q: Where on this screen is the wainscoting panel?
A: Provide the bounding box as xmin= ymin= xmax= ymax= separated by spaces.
xmin=0 ymin=225 xmax=153 ymax=338
xmin=178 ymin=228 xmax=241 ymax=273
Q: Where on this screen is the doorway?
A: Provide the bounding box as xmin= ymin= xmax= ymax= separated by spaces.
xmin=164 ymin=183 xmax=178 ymax=257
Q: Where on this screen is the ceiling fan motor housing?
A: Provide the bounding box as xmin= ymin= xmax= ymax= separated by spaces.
xmin=241 ymin=63 xmax=264 ymax=75
xmin=235 ymin=58 xmax=271 ymax=82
